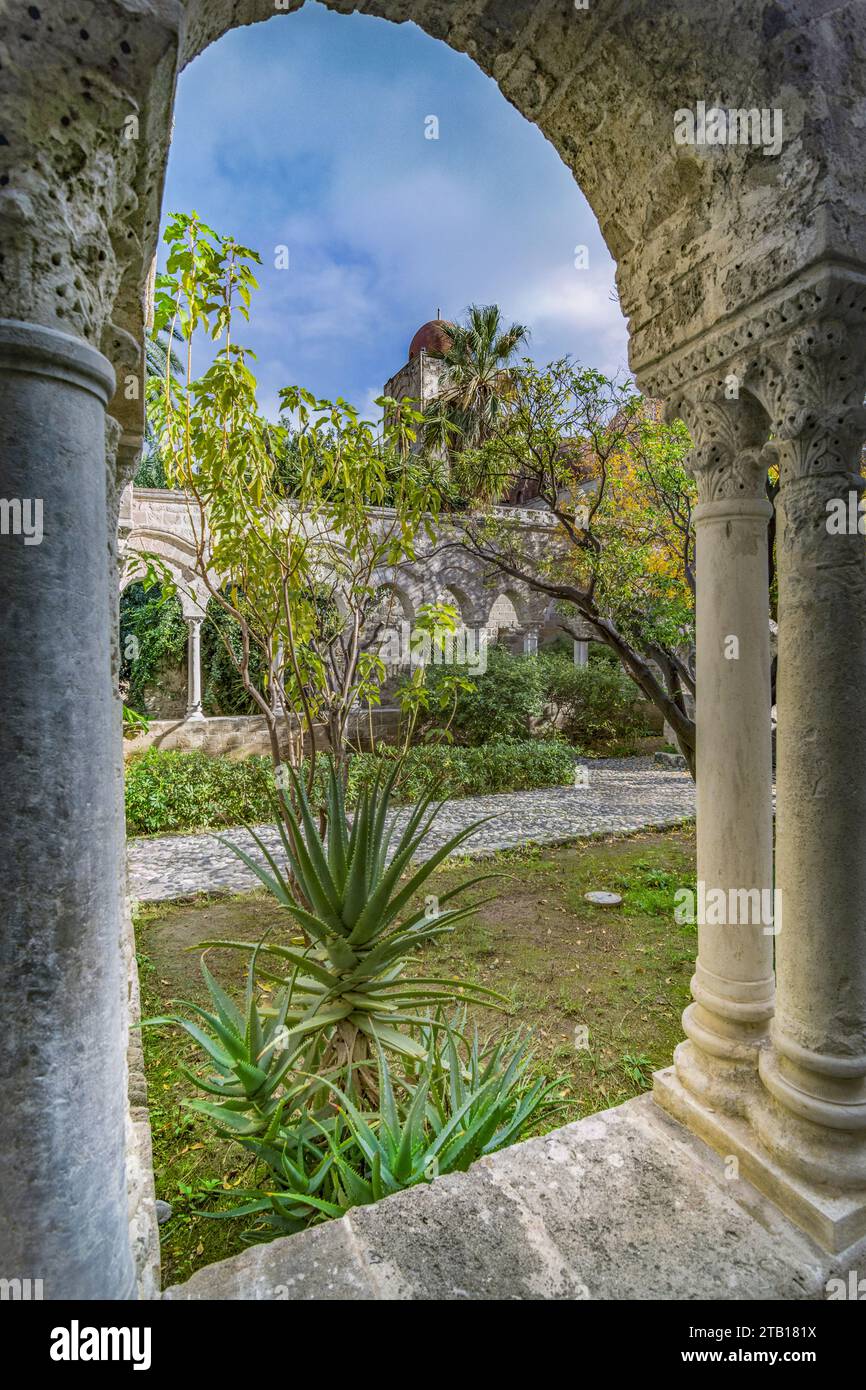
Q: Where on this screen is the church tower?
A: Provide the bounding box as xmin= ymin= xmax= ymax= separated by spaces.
xmin=383 ymin=318 xmax=453 ymax=453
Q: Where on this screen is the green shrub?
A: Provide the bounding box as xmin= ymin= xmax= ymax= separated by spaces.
xmin=120 ymin=584 xmax=187 ymax=714
xmin=418 ymin=644 xmax=651 ymax=750
xmin=200 ymin=601 xmax=267 ymax=716
xmin=125 ymin=749 xmax=274 ymax=835
xmin=539 ymin=651 xmax=651 ymax=747
xmin=351 ymin=740 xmax=574 ymax=804
xmin=421 ymin=645 xmax=546 ymax=745
xmin=125 ymin=739 xmax=576 ymax=836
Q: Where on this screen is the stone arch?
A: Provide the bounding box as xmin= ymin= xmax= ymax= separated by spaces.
xmin=120 ymin=528 xmax=210 ymax=618
xmin=371 ymin=580 xmax=415 ymax=627
xmin=174 ymin=0 xmax=820 ymax=392
xmin=437 ymin=585 xmax=467 ymax=627
xmin=5 ymin=2 xmax=858 ymax=435
xmin=435 ymin=566 xmax=490 ymax=626
xmin=119 ymin=577 xmax=189 ymax=719
xmin=486 ymin=591 xmax=523 ymax=637
xmin=6 ymin=0 xmax=866 ymax=1302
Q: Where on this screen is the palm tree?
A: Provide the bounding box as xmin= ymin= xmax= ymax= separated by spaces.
xmin=135 ymin=326 xmax=184 ymax=487
xmin=144 ymin=327 xmax=183 ymax=383
xmin=422 ymin=303 xmax=529 ymax=457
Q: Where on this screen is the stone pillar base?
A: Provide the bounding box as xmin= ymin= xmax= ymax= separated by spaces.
xmin=654 ymin=1067 xmax=866 ymax=1255
xmin=671 ymin=1033 xmax=764 ymax=1122
xmin=752 ymin=1049 xmax=866 ymax=1190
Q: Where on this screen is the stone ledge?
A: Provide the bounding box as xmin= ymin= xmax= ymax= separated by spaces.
xmin=123 ymin=711 xmax=401 ymax=761
xmin=162 ymin=1096 xmax=865 ymax=1301
xmin=654 ymin=1065 xmax=866 ymax=1255
xmin=124 ymin=898 xmax=161 ymax=1300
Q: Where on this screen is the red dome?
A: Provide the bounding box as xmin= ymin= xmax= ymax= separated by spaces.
xmin=409 ymin=319 xmax=453 ymax=360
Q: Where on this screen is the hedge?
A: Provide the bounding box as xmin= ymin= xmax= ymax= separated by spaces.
xmin=125 ymin=740 xmax=576 ymax=836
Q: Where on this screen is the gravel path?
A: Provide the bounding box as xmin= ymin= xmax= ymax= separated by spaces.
xmin=128 ymin=760 xmax=695 ymax=903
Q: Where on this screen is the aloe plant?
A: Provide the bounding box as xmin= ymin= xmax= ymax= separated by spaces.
xmin=142 ymin=949 xmax=329 ymax=1138
xmin=204 ymin=759 xmax=503 ymax=1099
xmin=210 ymin=1018 xmax=563 ymax=1239
xmin=317 ymin=1023 xmax=562 ymax=1201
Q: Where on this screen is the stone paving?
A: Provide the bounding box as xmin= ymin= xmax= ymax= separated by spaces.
xmin=128 ymin=758 xmax=695 ymax=903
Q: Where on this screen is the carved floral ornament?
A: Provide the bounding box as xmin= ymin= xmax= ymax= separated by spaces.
xmin=746 ymin=320 xmax=866 ymax=483
xmin=658 ymin=308 xmax=866 ymax=505
xmin=666 ymin=386 xmax=772 ymax=505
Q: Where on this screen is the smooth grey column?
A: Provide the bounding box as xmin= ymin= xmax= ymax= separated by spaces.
xmin=0 ymin=320 xmax=135 ymax=1298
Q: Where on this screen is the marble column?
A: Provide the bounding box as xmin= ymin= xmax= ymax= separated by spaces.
xmin=573 ymin=639 xmax=589 ymax=668
xmin=656 ymin=389 xmax=775 ymax=1119
xmin=750 ymin=316 xmax=866 ymax=1193
xmin=185 ymin=615 xmax=205 ymax=720
xmin=0 ymin=320 xmax=135 ymax=1298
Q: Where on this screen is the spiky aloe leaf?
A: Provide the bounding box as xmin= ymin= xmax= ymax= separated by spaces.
xmin=200 ymin=957 xmax=245 ymax=1035
xmin=199 ymin=940 xmax=337 ymax=988
xmin=280 ymin=768 xmax=344 ymax=922
xmin=214 ymin=833 xmax=294 ymax=906
xmin=346 ymin=817 xmax=492 ymax=946
xmin=140 ymin=1012 xmax=234 ymax=1070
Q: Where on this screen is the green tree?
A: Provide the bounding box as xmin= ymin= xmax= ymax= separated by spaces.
xmin=200 ymin=597 xmax=268 ymax=715
xmin=146 ymin=211 xmax=447 ymax=806
xmin=413 ymin=643 xmax=546 ymax=745
xmin=134 ymin=327 xmax=184 ymax=488
xmin=452 ymin=359 xmax=704 ymax=774
xmin=422 ymin=303 xmax=529 ymax=458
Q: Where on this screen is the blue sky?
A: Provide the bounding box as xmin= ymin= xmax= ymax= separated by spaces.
xmin=160 ymin=0 xmax=629 ymax=421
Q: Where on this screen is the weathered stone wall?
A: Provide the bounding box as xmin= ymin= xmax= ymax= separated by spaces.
xmin=119 ymin=487 xmax=560 ymax=632
xmin=122 ymin=709 xmax=401 ymax=760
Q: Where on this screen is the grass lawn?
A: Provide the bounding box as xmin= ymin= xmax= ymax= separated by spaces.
xmin=136 ymin=824 xmax=696 ymax=1289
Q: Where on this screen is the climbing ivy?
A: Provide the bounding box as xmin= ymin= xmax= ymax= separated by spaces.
xmin=120 ymin=584 xmax=186 ymax=714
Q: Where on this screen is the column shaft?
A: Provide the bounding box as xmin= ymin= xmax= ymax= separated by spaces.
xmin=751 ymin=322 xmax=866 ymax=1186
xmin=654 ymin=388 xmax=776 ymax=1122
xmin=185 ymin=616 xmax=205 ymax=720
xmin=0 ymin=320 xmax=135 ymax=1298
xmin=675 ymin=495 xmax=775 ymax=1113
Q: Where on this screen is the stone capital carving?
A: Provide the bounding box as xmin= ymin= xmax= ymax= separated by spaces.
xmin=644 ymin=269 xmax=866 ymax=497
xmin=747 ymin=317 xmax=866 ymax=486
xmin=668 ymin=385 xmax=772 ymax=506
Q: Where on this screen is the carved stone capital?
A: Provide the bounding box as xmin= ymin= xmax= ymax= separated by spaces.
xmin=747 ymin=317 xmax=866 ymax=486
xmin=0 ymin=3 xmax=180 ymax=442
xmin=669 ymin=385 xmax=771 ymax=506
